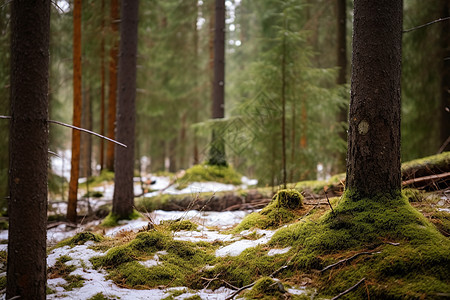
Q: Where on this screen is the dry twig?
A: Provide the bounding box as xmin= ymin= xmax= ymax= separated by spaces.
xmin=331 ymin=277 xmax=366 ymax=300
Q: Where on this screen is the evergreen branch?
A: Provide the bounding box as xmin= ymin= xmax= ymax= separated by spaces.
xmin=0 ymin=115 xmax=127 ymax=148
xmin=402 ymin=17 xmax=450 ymax=33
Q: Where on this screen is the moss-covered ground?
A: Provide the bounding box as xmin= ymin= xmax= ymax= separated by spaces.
xmin=43 ymin=181 xmax=449 ymax=299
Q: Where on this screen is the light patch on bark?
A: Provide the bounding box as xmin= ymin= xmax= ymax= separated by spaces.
xmin=358 ymin=120 xmax=369 ymax=135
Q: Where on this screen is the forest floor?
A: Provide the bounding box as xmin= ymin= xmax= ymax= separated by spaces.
xmin=0 ymin=153 xmax=449 ymax=299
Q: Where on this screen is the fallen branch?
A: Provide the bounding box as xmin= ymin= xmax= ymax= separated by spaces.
xmin=402 ymin=172 xmax=450 ymax=188
xmin=331 ymin=277 xmax=366 ymax=300
xmin=320 ymin=251 xmax=375 ymax=273
xmin=403 ymin=17 xmax=450 ymax=33
xmin=324 ymin=189 xmax=334 ymax=214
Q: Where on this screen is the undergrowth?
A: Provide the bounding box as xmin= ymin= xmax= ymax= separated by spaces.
xmin=176 ymin=163 xmax=242 ymax=189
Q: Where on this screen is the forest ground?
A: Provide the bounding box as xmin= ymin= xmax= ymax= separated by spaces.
xmin=0 ymin=156 xmax=449 ymax=299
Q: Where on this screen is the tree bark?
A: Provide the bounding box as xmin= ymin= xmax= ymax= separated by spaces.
xmin=67 ymin=0 xmax=83 ymax=223
xmin=208 ymin=0 xmax=227 ymax=166
xmin=100 ymin=0 xmax=106 ymax=170
xmin=7 ymin=1 xmax=50 ymax=298
xmin=345 ymin=0 xmax=403 ymax=197
xmin=106 ymin=0 xmax=120 ymax=171
xmin=440 ymin=0 xmax=450 ymax=152
xmin=112 ymin=0 xmax=139 ymax=218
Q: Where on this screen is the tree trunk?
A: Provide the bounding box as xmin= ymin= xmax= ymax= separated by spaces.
xmin=208 ymin=0 xmax=227 ymax=166
xmin=112 ymin=0 xmax=139 ymax=218
xmin=106 ymin=0 xmax=120 ymax=171
xmin=439 ymin=0 xmax=450 ymax=152
xmin=345 ymin=0 xmax=403 ymax=197
xmin=80 ymin=87 xmax=92 ymax=178
xmin=67 ymin=0 xmax=83 ymax=223
xmin=100 ymin=0 xmax=106 ymax=170
xmin=281 ymin=26 xmax=287 ymax=189
xmin=335 ymin=0 xmax=348 ymax=172
xmin=7 ymin=1 xmax=50 ymax=299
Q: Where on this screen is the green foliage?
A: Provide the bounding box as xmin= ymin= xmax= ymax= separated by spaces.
xmin=91 ymin=230 xmax=217 ymax=289
xmin=57 ymin=232 xmax=103 ymax=248
xmin=177 ymin=163 xmax=242 ymax=186
xmin=83 ymin=170 xmax=115 ymax=188
xmin=101 ymin=210 xmax=141 ymax=227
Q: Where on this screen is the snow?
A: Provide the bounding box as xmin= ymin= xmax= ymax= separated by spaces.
xmin=215 ymin=229 xmax=275 ymax=257
xmin=268 ymin=247 xmax=292 ymax=256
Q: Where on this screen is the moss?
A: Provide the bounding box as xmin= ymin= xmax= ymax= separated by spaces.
xmin=184 ymin=295 xmax=202 ymax=300
xmin=48 ymin=256 xmax=76 ymax=278
xmin=402 ymin=188 xmax=426 ymax=202
xmin=244 ymin=277 xmax=286 ymax=299
xmin=233 ymin=189 xmax=304 ymax=232
xmin=161 ymin=289 xmax=186 ymax=300
xmin=0 ymin=276 xmax=6 ymax=290
xmin=177 ymin=163 xmax=242 ymax=186
xmin=91 ymin=230 xmax=217 ymax=289
xmin=101 ymin=210 xmax=141 ymax=227
xmin=82 ymin=170 xmax=115 ymax=187
xmin=268 ymin=190 xmax=450 ymax=298
xmin=64 ymin=275 xmax=85 ymax=291
xmin=57 ymin=232 xmax=103 ymax=247
xmin=429 ymin=210 xmax=450 ymax=236
xmin=88 ymin=293 xmax=116 ymax=300
xmin=401 ymin=151 xmax=450 ymax=173
xmin=161 ymin=219 xmax=198 ymax=232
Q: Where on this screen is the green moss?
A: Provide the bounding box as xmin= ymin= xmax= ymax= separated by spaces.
xmin=184 ymin=295 xmax=202 ymax=300
xmin=64 ymin=275 xmax=85 ymax=291
xmin=233 ymin=189 xmax=304 ymax=232
xmin=177 ymin=163 xmax=242 ymax=186
xmin=268 ymin=190 xmax=450 ymax=298
xmin=83 ymin=170 xmax=115 ymax=187
xmin=161 ymin=219 xmax=198 ymax=231
xmin=429 ymin=210 xmax=450 ymax=237
xmin=161 ymin=289 xmax=186 ymax=300
xmin=101 ymin=210 xmax=141 ymax=227
xmin=0 ymin=276 xmax=6 ymax=290
xmin=88 ymin=293 xmax=116 ymax=300
xmin=402 ymin=188 xmax=426 ymax=202
xmin=244 ymin=276 xmax=286 ymax=299
xmin=91 ymin=230 xmax=217 ymax=289
xmin=57 ymin=232 xmax=103 ymax=247
xmin=401 ymin=151 xmax=450 ymax=172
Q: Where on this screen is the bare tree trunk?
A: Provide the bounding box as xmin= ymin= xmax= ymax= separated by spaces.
xmin=439 ymin=0 xmax=450 ymax=152
xmin=67 ymin=0 xmax=83 ymax=223
xmin=346 ymin=0 xmax=403 ymax=197
xmin=112 ymin=0 xmax=139 ymax=218
xmin=100 ymin=0 xmax=106 ymax=170
xmin=80 ymin=87 xmax=92 ymax=178
xmin=208 ymin=0 xmax=227 ymax=166
xmin=106 ymin=0 xmax=120 ymax=171
xmin=7 ymin=1 xmax=50 ymax=298
xmin=281 ymin=26 xmax=287 ymax=189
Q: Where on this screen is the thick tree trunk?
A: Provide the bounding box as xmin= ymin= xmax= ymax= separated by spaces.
xmin=67 ymin=0 xmax=83 ymax=223
xmin=7 ymin=1 xmax=50 ymax=299
xmin=112 ymin=0 xmax=139 ymax=218
xmin=106 ymin=0 xmax=120 ymax=171
xmin=439 ymin=0 xmax=450 ymax=152
xmin=345 ymin=0 xmax=403 ymax=197
xmin=208 ymin=0 xmax=227 ymax=166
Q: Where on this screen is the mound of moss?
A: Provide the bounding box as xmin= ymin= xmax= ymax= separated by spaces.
xmin=101 ymin=210 xmax=141 ymax=227
xmin=233 ymin=189 xmax=305 ymax=232
xmin=269 ymin=190 xmax=450 ymax=298
xmin=161 ymin=219 xmax=198 ymax=232
xmin=57 ymin=232 xmax=103 ymax=247
xmin=91 ymin=230 xmax=216 ymax=289
xmin=177 ymin=163 xmax=242 ymax=187
xmin=244 ymin=277 xmax=286 ymax=299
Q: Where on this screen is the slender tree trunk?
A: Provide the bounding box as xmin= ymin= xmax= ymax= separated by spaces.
xmin=100 ymin=0 xmax=106 ymax=170
xmin=439 ymin=0 xmax=450 ymax=152
xmin=67 ymin=0 xmax=83 ymax=223
xmin=335 ymin=0 xmax=348 ymax=172
xmin=80 ymin=87 xmax=92 ymax=178
xmin=208 ymin=0 xmax=227 ymax=166
xmin=106 ymin=0 xmax=120 ymax=171
xmin=281 ymin=26 xmax=287 ymax=189
xmin=168 ymin=138 xmax=177 ymax=173
xmin=112 ymin=0 xmax=139 ymax=218
xmin=7 ymin=1 xmax=50 ymax=299
xmin=193 ymin=0 xmax=200 ymax=165
xmin=345 ymin=0 xmax=403 ymax=197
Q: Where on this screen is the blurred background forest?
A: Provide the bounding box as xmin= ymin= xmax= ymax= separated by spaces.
xmin=0 ymin=0 xmax=448 ymax=209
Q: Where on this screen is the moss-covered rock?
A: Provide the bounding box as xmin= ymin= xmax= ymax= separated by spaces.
xmin=244 ymin=277 xmax=286 ymax=299
xmin=161 ymin=219 xmax=198 ymax=232
xmin=101 ymin=210 xmax=141 ymax=227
